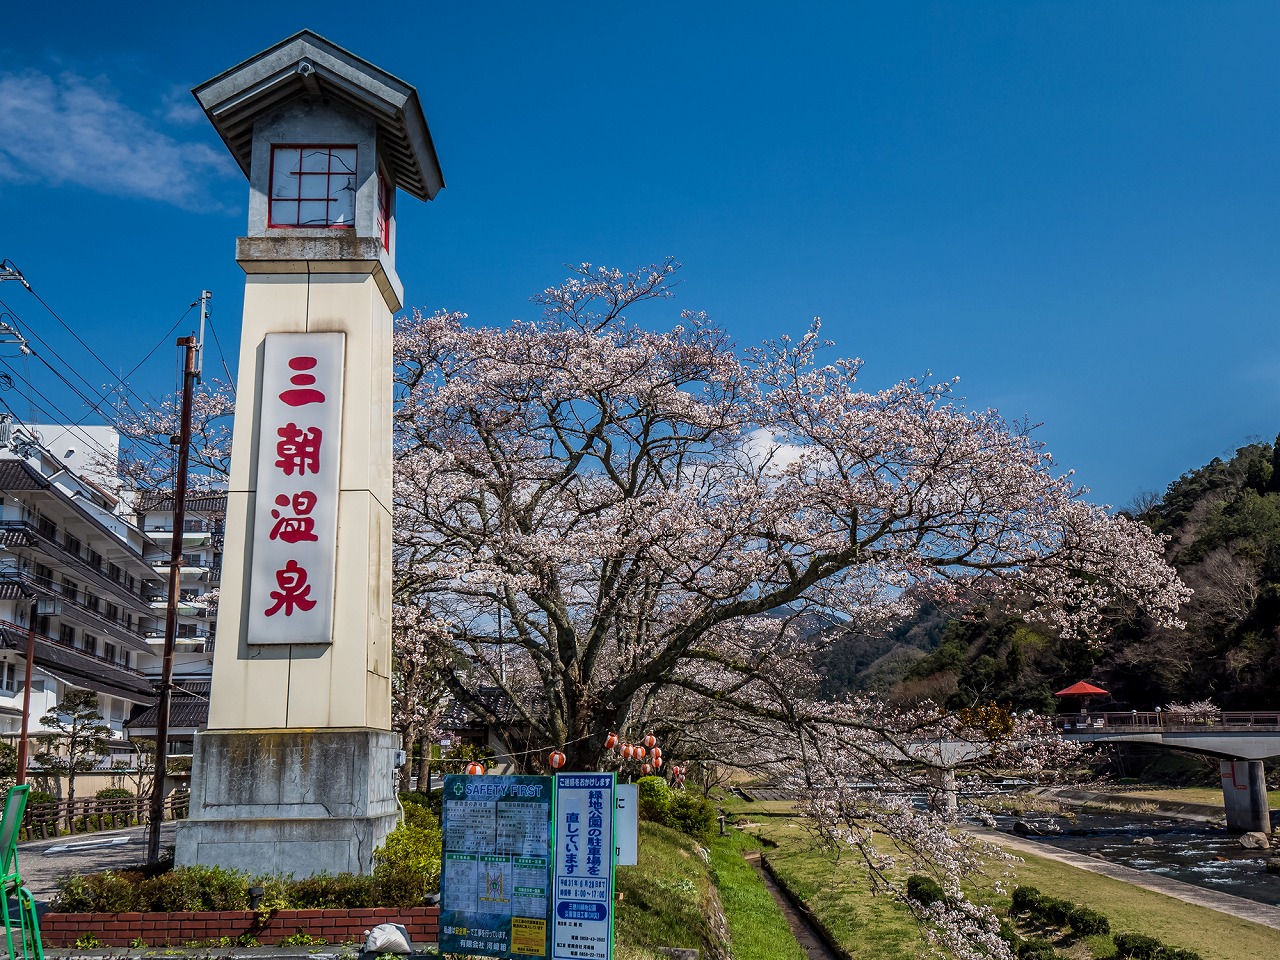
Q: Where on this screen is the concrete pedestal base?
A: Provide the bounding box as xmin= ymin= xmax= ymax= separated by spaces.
xmin=1220 ymin=759 xmax=1271 ymax=834
xmin=176 ymin=728 xmax=399 ymax=877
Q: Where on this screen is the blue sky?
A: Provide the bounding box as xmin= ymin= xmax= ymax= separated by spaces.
xmin=1 ymin=2 xmax=1277 ymax=508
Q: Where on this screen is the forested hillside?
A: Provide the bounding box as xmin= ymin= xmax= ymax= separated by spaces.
xmin=818 ymin=439 xmax=1280 ymax=712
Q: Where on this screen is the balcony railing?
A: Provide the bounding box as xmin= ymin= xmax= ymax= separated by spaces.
xmin=0 ymin=617 xmax=149 ymax=678
xmin=0 ymin=520 xmax=151 ymax=603
xmin=0 ymin=570 xmax=155 ymax=643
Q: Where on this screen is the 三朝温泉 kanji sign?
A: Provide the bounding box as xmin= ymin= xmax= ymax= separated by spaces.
xmin=246 ymin=332 xmax=345 ymax=645
xmin=440 ymin=774 xmax=555 ymax=959
xmin=552 ymin=773 xmax=615 ymax=960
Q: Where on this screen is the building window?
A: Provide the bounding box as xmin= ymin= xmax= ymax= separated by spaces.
xmin=376 ymin=165 xmax=391 ymax=250
xmin=63 ymin=532 xmax=81 ymax=556
xmin=85 ymin=634 xmax=99 ymax=656
xmin=269 ymin=146 xmax=357 ymax=228
xmin=58 ymin=623 xmax=75 ymax=646
xmin=84 ymin=592 xmax=98 ymax=612
xmin=105 ymin=602 xmax=120 ymax=623
xmin=36 ymin=514 xmax=56 ymax=539
xmin=34 ymin=564 xmax=52 ymax=589
xmin=87 ymin=549 xmax=102 ymax=570
xmin=0 ymin=664 xmax=15 ymax=692
xmin=108 ymin=562 xmax=122 ymax=583
xmin=34 ymin=615 xmax=49 ymax=637
xmin=103 ymin=641 xmax=116 ymax=663
xmin=61 ymin=577 xmax=78 ymax=603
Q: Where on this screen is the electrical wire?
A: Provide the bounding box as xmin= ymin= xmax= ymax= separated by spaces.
xmin=204 ymin=313 xmax=237 ymax=395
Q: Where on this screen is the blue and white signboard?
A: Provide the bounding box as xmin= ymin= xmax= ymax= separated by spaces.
xmin=551 ymin=773 xmax=615 ymax=960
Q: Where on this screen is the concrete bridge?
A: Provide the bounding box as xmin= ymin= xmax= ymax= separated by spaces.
xmin=1056 ymin=711 xmax=1280 ymax=833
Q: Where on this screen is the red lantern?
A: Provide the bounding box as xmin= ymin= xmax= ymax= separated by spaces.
xmin=622 ymin=744 xmax=634 ymax=759
xmin=549 ymin=750 xmax=566 ymax=769
xmin=641 ymin=763 xmax=652 ymax=775
xmin=654 ymin=757 xmax=663 ymax=769
xmin=642 ymin=734 xmax=657 ymax=749
xmin=465 ymin=761 xmax=486 ymax=776
xmin=652 ymin=747 xmax=662 ymax=759
xmin=635 ymin=746 xmax=646 ymax=760
xmin=605 ymin=732 xmax=619 ymax=750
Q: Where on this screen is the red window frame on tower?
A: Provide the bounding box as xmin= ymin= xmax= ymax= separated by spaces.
xmin=376 ymin=165 xmax=392 ymax=251
xmin=268 ymin=145 xmax=358 ymax=229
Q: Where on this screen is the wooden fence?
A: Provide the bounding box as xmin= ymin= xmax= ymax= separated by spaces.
xmin=20 ymin=793 xmax=189 ymax=842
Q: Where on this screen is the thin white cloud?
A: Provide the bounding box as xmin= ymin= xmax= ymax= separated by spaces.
xmin=0 ymin=68 xmax=235 ymax=209
xmin=160 ymin=84 xmax=205 ymax=126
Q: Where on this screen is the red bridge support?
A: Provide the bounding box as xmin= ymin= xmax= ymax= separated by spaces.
xmin=1219 ymin=759 xmax=1270 ymax=833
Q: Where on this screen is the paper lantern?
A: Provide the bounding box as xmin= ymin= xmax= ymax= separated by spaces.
xmin=652 ymin=747 xmax=662 ymax=759
xmin=465 ymin=761 xmax=486 ymax=776
xmin=642 ymin=734 xmax=657 ymax=749
xmin=605 ymin=732 xmax=619 ymax=750
xmin=654 ymin=757 xmax=663 ymax=769
xmin=622 ymin=744 xmax=634 ymax=759
xmin=641 ymin=763 xmax=652 ymax=775
xmin=549 ymin=750 xmax=566 ymax=769
xmin=634 ymin=746 xmax=646 ymax=760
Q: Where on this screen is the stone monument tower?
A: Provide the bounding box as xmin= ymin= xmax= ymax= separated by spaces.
xmin=176 ymin=31 xmax=443 ymax=876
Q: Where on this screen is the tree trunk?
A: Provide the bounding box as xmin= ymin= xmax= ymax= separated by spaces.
xmin=397 ymin=723 xmax=416 ymax=793
xmin=415 ymin=733 xmax=431 ymax=793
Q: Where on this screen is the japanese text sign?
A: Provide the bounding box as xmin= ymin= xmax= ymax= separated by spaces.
xmin=440 ymin=774 xmax=555 ymax=959
xmin=247 ymin=332 xmax=345 ymax=645
xmin=552 ymin=773 xmax=615 ymax=960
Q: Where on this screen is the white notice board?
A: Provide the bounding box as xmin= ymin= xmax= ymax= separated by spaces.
xmin=552 ymin=772 xmax=615 ymax=960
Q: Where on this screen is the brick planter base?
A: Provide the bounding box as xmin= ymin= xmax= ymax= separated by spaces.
xmin=41 ymin=906 xmax=439 ymax=948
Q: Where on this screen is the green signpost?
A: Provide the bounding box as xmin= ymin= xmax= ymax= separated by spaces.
xmin=440 ymin=772 xmax=619 ymax=960
xmin=440 ymin=774 xmax=556 ymax=959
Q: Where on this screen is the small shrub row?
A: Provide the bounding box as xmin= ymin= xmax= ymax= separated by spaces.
xmin=635 ymin=777 xmax=716 ymax=840
xmin=1009 ymin=885 xmax=1109 ymax=938
xmin=905 ymin=874 xmax=945 ymax=906
xmin=1113 ymin=932 xmax=1202 ymax=960
xmin=53 ymin=808 xmax=443 ymax=913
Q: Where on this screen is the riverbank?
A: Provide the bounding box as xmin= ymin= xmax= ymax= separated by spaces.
xmin=976 ymin=826 xmax=1280 ymax=930
xmin=1033 ymin=785 xmax=1230 ymax=824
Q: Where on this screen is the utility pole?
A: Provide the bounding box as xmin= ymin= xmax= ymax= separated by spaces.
xmin=15 ymin=596 xmax=38 ymax=784
xmin=147 ymin=335 xmax=199 ymax=864
xmin=196 ymin=290 xmax=211 ymax=384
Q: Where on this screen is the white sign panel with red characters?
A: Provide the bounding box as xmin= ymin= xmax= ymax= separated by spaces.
xmin=246 ymin=332 xmax=345 ymax=645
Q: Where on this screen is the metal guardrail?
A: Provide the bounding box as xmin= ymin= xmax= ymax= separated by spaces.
xmin=19 ymin=793 xmax=188 ymax=842
xmin=1056 ymin=711 xmax=1280 ymax=733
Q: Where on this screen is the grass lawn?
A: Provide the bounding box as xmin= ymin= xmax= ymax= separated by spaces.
xmin=1114 ymin=785 xmax=1280 ymax=810
xmin=614 ymin=821 xmax=805 ymax=960
xmin=709 ymin=828 xmax=807 ymax=960
xmin=992 ymin=842 xmax=1279 ymax=960
xmin=738 ymin=816 xmax=1279 ymax=960
xmin=748 ymin=819 xmax=927 ymax=959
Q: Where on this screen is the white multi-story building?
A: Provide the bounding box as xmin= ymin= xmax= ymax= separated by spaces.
xmin=0 ymin=427 xmax=162 ymax=755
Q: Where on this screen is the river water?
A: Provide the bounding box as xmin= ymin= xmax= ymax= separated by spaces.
xmin=985 ymin=808 xmax=1280 ymax=906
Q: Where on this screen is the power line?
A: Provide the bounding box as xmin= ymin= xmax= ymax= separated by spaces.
xmin=204 ymin=312 xmax=237 ymax=396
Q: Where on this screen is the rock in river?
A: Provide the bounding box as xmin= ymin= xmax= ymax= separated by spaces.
xmin=1239 ymin=832 xmax=1271 ymax=850
xmin=1131 ymin=836 xmax=1154 ymax=846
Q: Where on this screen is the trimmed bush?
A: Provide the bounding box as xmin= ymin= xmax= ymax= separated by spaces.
xmin=1009 ymin=885 xmax=1042 ymax=916
xmin=636 ymin=776 xmax=672 ymax=825
xmin=1159 ymin=949 xmax=1202 ymax=960
xmin=52 ymin=870 xmax=144 ymax=913
xmin=28 ymin=791 xmax=56 ymax=805
xmin=905 ymin=874 xmax=945 ymax=907
xmin=1114 ymin=933 xmax=1162 ymax=960
xmin=372 ymin=809 xmax=443 ymax=906
xmin=138 ymin=865 xmax=250 ymax=912
xmin=1016 ymin=939 xmax=1057 ymax=960
xmin=667 ymin=791 xmax=715 ymax=840
xmin=1067 ymin=905 xmax=1110 ymax=937
xmin=95 ymin=788 xmax=134 ymax=800
xmin=285 ymin=872 xmax=377 ymax=909
xmin=1037 ymin=896 xmax=1074 ymax=927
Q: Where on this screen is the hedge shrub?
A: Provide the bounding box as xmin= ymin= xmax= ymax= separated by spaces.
xmin=1009 ymin=885 xmax=1041 ymax=916
xmin=905 ymin=874 xmax=945 ymax=907
xmin=1067 ymin=905 xmax=1109 ymax=937
xmin=1016 ymin=940 xmax=1057 ymax=960
xmin=1114 ymin=933 xmax=1163 ymax=960
xmin=95 ymin=788 xmax=134 ymax=800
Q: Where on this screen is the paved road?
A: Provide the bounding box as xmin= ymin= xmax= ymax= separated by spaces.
xmin=19 ymin=823 xmax=178 ymax=904
xmin=975 ymin=827 xmax=1280 ymax=931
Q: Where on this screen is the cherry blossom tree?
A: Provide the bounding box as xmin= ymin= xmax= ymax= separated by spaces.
xmin=110 ymin=378 xmax=235 ymax=492
xmin=390 ymin=260 xmax=1188 ymax=776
